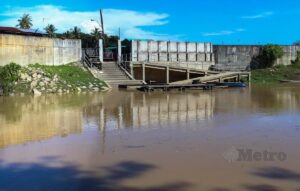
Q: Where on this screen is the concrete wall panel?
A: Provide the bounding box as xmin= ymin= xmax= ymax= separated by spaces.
xmin=188 ymin=53 xmax=197 ymax=62
xmin=197 ymin=53 xmax=206 ymax=62
xmin=138 ymin=41 xmax=148 ymax=52
xmin=159 ymin=53 xmax=168 ymax=62
xmin=169 ymin=42 xmax=178 ymax=52
xmin=149 ymin=53 xmax=159 ymax=62
xmin=149 ymin=41 xmax=158 ymax=52
xmin=138 ymin=53 xmax=148 ymax=62
xmin=0 ymin=34 xmax=81 ymax=66
xmin=197 ymin=43 xmax=205 ymax=53
xmin=169 ymin=53 xmax=178 ymax=62
xmin=178 ymin=42 xmax=187 ymax=52
xmin=131 ymin=40 xmax=138 ymax=62
xmin=187 ymin=43 xmax=196 ymax=53
xmin=158 ymin=41 xmax=168 ymax=52
xmin=178 ymin=53 xmax=187 ymax=62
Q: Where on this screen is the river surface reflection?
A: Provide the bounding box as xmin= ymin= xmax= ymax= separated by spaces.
xmin=1 ymin=84 xmax=300 ymax=191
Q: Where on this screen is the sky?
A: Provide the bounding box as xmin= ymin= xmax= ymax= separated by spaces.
xmin=0 ymin=0 xmax=299 ymax=44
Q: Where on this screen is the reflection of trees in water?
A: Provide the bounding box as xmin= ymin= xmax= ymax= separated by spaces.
xmin=251 ymin=85 xmax=300 ymax=112
xmin=213 ymin=85 xmax=300 ymax=114
xmin=0 ymin=93 xmax=103 ymax=123
xmin=0 ymin=93 xmax=106 ymax=148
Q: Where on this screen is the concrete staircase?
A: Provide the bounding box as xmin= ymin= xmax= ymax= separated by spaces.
xmin=98 ymin=62 xmax=143 ymax=86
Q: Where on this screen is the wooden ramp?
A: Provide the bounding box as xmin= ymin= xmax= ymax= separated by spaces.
xmin=171 ymin=72 xmax=250 ymax=85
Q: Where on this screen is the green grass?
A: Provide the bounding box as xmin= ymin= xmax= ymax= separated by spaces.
xmin=29 ymin=63 xmax=107 ymax=88
xmin=251 ymin=64 xmax=300 ymax=83
xmin=0 ymin=62 xmax=108 ymax=96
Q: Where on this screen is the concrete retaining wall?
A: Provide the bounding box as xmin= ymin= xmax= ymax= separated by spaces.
xmin=214 ymin=45 xmax=300 ymax=71
xmin=0 ymin=34 xmax=81 ymax=66
xmin=131 ymin=40 xmax=214 ymax=63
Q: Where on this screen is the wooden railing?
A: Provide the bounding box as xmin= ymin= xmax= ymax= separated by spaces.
xmin=83 ymin=49 xmax=102 ymax=70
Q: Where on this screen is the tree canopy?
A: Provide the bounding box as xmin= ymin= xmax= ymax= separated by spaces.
xmin=256 ymin=44 xmax=284 ymax=68
xmin=44 ymin=24 xmax=57 ymax=38
xmin=17 ymin=14 xmax=33 ymax=29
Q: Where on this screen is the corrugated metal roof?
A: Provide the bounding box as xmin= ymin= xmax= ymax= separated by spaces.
xmin=0 ymin=26 xmax=47 ymax=36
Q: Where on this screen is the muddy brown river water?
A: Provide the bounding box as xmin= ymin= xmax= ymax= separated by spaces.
xmin=1 ymin=84 xmax=300 ymax=191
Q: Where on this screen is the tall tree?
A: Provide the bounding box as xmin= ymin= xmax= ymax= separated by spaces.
xmin=61 ymin=30 xmax=72 ymax=39
xmin=71 ymin=26 xmax=81 ymax=39
xmin=17 ymin=14 xmax=33 ymax=29
xmin=91 ymin=28 xmax=101 ymax=40
xmin=44 ymin=24 xmax=57 ymax=38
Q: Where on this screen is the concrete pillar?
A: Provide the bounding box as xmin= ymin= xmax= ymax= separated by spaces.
xmin=167 ymin=41 xmax=170 ymax=62
xmin=186 ymin=42 xmax=188 ymax=61
xmin=99 ymin=39 xmax=103 ymax=62
xmin=158 ymin=41 xmax=161 ymax=62
xmin=142 ymin=63 xmax=146 ymax=82
xmin=117 ymin=40 xmax=121 ymax=65
xmin=187 ymin=69 xmax=190 ymax=80
xmin=166 ymin=66 xmax=170 ymax=84
xmin=147 ymin=41 xmax=150 ymax=62
xmin=176 ymin=42 xmax=179 ymax=62
xmin=130 ymin=64 xmax=134 ymax=78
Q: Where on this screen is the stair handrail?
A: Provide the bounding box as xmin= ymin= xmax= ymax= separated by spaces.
xmin=84 ymin=51 xmax=93 ymax=68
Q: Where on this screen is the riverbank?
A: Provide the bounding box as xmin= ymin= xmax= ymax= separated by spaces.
xmin=251 ymin=64 xmax=300 ymax=83
xmin=0 ymin=63 xmax=108 ymax=96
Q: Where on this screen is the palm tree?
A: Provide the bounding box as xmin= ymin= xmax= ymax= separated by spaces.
xmin=91 ymin=28 xmax=101 ymax=40
xmin=61 ymin=30 xmax=72 ymax=38
xmin=44 ymin=24 xmax=57 ymax=38
xmin=71 ymin=26 xmax=81 ymax=39
xmin=17 ymin=14 xmax=33 ymax=29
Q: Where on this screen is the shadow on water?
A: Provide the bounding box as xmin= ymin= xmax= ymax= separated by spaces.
xmin=0 ymin=159 xmax=191 ymax=191
xmin=210 ymin=167 xmax=300 ymax=191
xmin=212 ymin=184 xmax=280 ymax=191
xmin=242 ymin=184 xmax=280 ymax=191
xmin=252 ymin=167 xmax=300 ymax=181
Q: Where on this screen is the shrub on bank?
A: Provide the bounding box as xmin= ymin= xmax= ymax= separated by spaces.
xmin=253 ymin=45 xmax=284 ymax=69
xmin=0 ymin=63 xmax=21 ymax=95
xmin=292 ymin=51 xmax=300 ymax=65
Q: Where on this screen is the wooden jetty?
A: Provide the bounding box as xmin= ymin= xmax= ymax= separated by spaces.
xmin=118 ymin=68 xmax=250 ymax=92
xmin=119 ymin=83 xmax=216 ymax=92
xmin=171 ymin=72 xmax=251 ymax=85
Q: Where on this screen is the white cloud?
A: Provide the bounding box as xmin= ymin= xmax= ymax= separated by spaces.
xmin=241 ymin=11 xmax=273 ymax=19
xmin=0 ymin=5 xmax=177 ymax=40
xmin=202 ymin=28 xmax=246 ymax=37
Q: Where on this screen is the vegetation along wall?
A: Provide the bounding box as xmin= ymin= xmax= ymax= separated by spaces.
xmin=213 ymin=45 xmax=300 ymax=71
xmin=0 ymin=34 xmax=81 ymax=66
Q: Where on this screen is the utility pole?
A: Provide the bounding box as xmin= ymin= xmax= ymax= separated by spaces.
xmin=100 ymin=9 xmax=105 ymax=38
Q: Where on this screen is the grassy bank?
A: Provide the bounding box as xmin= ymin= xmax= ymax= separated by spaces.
xmin=0 ymin=62 xmax=108 ymax=96
xmin=251 ymin=64 xmax=300 ymax=84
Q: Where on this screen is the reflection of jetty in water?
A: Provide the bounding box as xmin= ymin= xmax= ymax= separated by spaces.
xmin=93 ymin=91 xmax=215 ymax=131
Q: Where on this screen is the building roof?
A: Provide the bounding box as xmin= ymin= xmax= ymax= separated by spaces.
xmin=0 ymin=26 xmax=47 ymax=37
